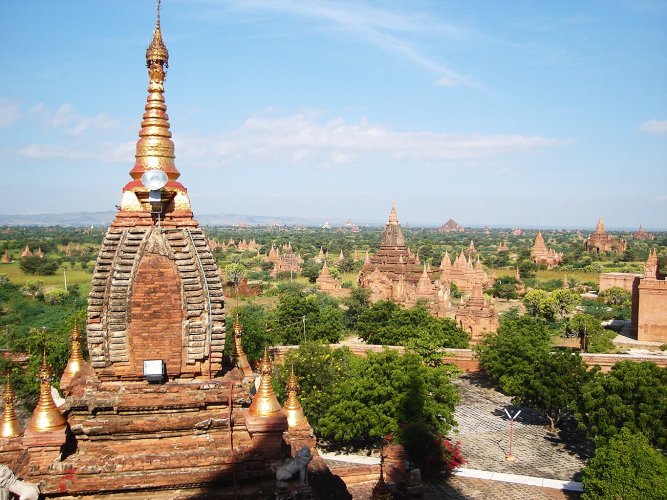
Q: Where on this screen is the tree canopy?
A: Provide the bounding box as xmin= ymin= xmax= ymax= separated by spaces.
xmin=576 ymin=361 xmax=667 ymax=449
xmin=581 ymin=428 xmax=667 ymax=500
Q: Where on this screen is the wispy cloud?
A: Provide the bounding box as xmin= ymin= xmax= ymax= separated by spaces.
xmin=174 ymin=112 xmax=570 ymax=167
xmin=18 ymin=142 xmax=134 ymax=163
xmin=0 ymin=99 xmax=21 ymax=127
xmin=188 ymin=0 xmax=477 ymax=87
xmin=29 ymin=102 xmax=121 ymax=136
xmin=640 ymin=119 xmax=667 ymax=134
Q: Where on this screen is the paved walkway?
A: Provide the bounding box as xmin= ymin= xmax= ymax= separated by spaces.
xmin=452 ymin=373 xmax=592 ymax=482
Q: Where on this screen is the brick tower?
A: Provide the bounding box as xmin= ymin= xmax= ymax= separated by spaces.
xmin=0 ymin=7 xmax=337 ymax=496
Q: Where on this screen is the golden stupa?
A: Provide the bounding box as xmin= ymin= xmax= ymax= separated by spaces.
xmin=231 ymin=316 xmax=252 ymax=377
xmin=62 ymin=319 xmax=84 ymax=382
xmin=25 ymin=352 xmax=67 ymax=433
xmin=283 ymin=365 xmax=305 ymax=427
xmin=248 ymin=348 xmax=282 ymax=417
xmin=0 ymin=375 xmax=21 ymax=438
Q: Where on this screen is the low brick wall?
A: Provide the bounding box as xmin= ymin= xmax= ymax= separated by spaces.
xmin=270 ymin=345 xmax=666 ymax=373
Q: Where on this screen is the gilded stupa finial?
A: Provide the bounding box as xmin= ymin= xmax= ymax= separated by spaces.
xmin=248 ymin=348 xmax=282 ymax=417
xmin=283 ymin=364 xmax=305 ymax=427
xmin=26 ymin=349 xmax=67 ymax=434
xmin=232 ymin=315 xmax=252 ymax=377
xmin=0 ymin=374 xmax=21 ymax=438
xmin=61 ymin=319 xmax=85 ymax=388
xmin=126 ymin=0 xmax=181 ymax=190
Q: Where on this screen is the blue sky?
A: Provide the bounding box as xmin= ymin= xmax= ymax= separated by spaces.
xmin=1 ymin=0 xmax=666 ymax=229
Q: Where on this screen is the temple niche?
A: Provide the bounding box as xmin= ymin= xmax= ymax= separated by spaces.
xmin=531 ymin=230 xmax=563 ymax=269
xmin=357 ymin=203 xmax=452 ymax=317
xmin=0 ymin=12 xmax=341 ymax=497
xmin=632 ymin=249 xmax=667 ymax=343
xmin=585 ymin=218 xmax=627 ymax=253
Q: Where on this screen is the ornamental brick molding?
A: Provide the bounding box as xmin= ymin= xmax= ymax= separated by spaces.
xmin=87 ymin=226 xmax=225 ymax=378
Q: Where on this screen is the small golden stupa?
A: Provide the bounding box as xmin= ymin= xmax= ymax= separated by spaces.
xmin=25 ymin=352 xmax=67 ymax=433
xmin=231 ymin=316 xmax=253 ymax=377
xmin=61 ymin=319 xmax=84 ymax=383
xmin=0 ymin=375 xmax=21 ymax=438
xmin=283 ymin=365 xmax=305 ymax=428
xmin=248 ymin=348 xmax=282 ymax=417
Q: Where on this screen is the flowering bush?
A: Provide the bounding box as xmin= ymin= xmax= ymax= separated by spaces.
xmin=390 ymin=422 xmax=466 ymax=479
xmin=442 ymin=439 xmax=465 ymax=471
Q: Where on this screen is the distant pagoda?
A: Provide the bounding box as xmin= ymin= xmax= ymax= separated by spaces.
xmin=438 ymin=218 xmax=464 ymax=233
xmin=358 ymin=203 xmax=451 ymax=316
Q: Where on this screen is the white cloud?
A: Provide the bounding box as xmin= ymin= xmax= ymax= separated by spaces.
xmin=640 ymin=119 xmax=667 ymax=134
xmin=29 ymin=102 xmax=121 ymax=135
xmin=18 ymin=141 xmax=134 ymax=163
xmin=0 ymin=99 xmax=21 ymax=127
xmin=193 ymin=0 xmax=476 ymax=88
xmin=174 ymin=112 xmax=569 ymax=168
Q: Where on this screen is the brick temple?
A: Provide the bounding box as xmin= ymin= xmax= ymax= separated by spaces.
xmin=530 ymin=230 xmax=563 ymax=269
xmin=357 ymin=203 xmax=452 ymax=316
xmin=0 ymin=10 xmax=344 ymax=498
xmin=584 ymin=218 xmax=627 ymax=253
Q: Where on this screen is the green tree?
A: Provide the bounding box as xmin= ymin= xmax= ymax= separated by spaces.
xmin=342 ymin=287 xmax=370 ymax=329
xmin=509 ymin=350 xmax=591 ymax=429
xmin=272 ymin=290 xmax=344 ymax=344
xmin=316 ymin=349 xmax=459 ymax=448
xmin=599 ymin=286 xmax=632 ymax=320
xmin=299 ymin=260 xmax=322 ymax=283
xmin=19 ymin=256 xmax=59 ymax=275
xmin=551 ymin=288 xmax=580 ymax=319
xmin=274 ymin=342 xmax=352 ymax=436
xmin=576 ymin=361 xmax=667 ymax=448
xmin=581 ymin=428 xmax=667 ymax=500
xmin=565 ymin=314 xmax=607 ymax=352
xmin=225 ymin=304 xmax=278 ymax=362
xmin=476 ymin=315 xmax=551 ymax=393
xmin=490 ymin=276 xmax=518 ymax=299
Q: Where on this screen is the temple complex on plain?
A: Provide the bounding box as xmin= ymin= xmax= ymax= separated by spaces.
xmin=357 ymin=203 xmax=452 ymax=317
xmin=530 ymin=230 xmax=563 ymax=268
xmin=585 ymin=218 xmax=627 ymax=253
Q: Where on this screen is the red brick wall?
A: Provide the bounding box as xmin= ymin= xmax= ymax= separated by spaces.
xmin=128 ymin=253 xmax=183 ymax=377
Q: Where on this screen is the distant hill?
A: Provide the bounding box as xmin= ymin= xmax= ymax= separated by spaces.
xmin=0 ymin=211 xmax=378 ymax=227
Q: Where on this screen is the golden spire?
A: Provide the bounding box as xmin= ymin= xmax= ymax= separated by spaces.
xmin=283 ymin=365 xmax=305 ymax=427
xmin=62 ymin=319 xmax=84 ymax=382
xmin=248 ymin=348 xmax=282 ymax=417
xmin=129 ymin=0 xmax=180 ymax=185
xmin=0 ymin=375 xmax=21 ymax=438
xmin=26 ymin=351 xmax=67 ymax=433
xmin=232 ymin=315 xmax=252 ymax=377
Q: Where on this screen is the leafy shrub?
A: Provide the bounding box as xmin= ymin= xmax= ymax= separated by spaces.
xmin=582 ymin=428 xmax=667 ymax=499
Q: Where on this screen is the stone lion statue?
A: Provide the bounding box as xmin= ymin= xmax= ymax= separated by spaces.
xmin=276 ymin=445 xmax=313 ymax=487
xmin=0 ymin=464 xmax=39 ymax=500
